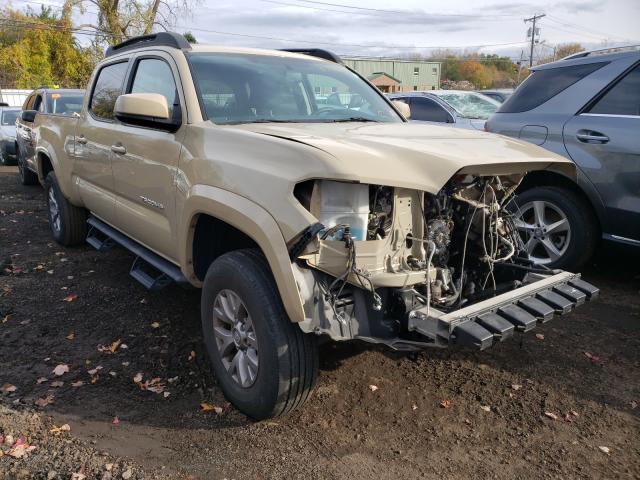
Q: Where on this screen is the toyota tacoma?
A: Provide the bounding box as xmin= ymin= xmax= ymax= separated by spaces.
xmin=32 ymin=32 xmax=598 ymax=419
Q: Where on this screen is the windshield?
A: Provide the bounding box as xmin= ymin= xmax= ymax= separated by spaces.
xmin=187 ymin=53 xmax=402 ymax=124
xmin=46 ymin=93 xmax=84 ymax=115
xmin=434 ymin=92 xmax=500 ymax=119
xmin=1 ymin=110 xmax=19 ymax=125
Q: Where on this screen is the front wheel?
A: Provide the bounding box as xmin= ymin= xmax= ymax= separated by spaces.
xmin=511 ymin=186 xmax=598 ymax=270
xmin=201 ymin=249 xmax=318 ymax=419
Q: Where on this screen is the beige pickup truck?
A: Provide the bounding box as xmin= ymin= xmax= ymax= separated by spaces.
xmin=34 ymin=32 xmax=598 ymax=419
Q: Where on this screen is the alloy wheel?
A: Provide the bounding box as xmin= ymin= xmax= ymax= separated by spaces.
xmin=514 ymin=200 xmax=571 ymax=265
xmin=212 ymin=289 xmax=259 ymax=388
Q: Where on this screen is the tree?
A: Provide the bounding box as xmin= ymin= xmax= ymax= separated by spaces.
xmin=538 ymin=42 xmax=584 ymax=65
xmin=0 ymin=6 xmax=95 ymax=88
xmin=183 ymin=31 xmax=196 ymax=43
xmin=75 ymin=0 xmax=198 ymax=45
xmin=459 ymin=60 xmax=493 ymax=89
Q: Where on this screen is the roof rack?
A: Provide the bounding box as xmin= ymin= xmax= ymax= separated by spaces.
xmin=562 ymin=44 xmax=640 ymax=60
xmin=105 ymin=32 xmax=191 ymax=57
xmin=279 ymin=48 xmax=343 ymax=64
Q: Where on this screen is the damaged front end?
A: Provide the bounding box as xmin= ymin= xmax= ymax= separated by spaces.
xmin=290 ymin=174 xmax=598 ymax=351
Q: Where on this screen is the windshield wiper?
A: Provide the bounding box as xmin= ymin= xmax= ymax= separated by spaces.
xmin=328 ymin=117 xmax=378 ymax=123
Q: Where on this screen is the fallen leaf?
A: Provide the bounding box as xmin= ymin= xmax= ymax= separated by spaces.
xmin=52 ymin=364 xmax=69 ymax=376
xmin=188 ymin=350 xmax=197 ymax=361
xmin=598 ymin=446 xmax=610 ymax=454
xmin=51 ymin=381 xmax=64 ymax=388
xmin=140 ymin=377 xmax=165 ymax=393
xmin=71 ymin=473 xmax=86 ymax=480
xmin=544 ymin=411 xmax=559 ymax=420
xmin=584 ymin=351 xmax=603 ymax=364
xmin=200 ymin=402 xmax=223 ymax=414
xmin=163 ymin=391 xmax=171 ymax=398
xmin=36 ymin=377 xmax=48 ymax=384
xmin=569 ymin=410 xmax=580 ymax=418
xmin=87 ymin=366 xmax=103 ymax=375
xmin=112 ymin=416 xmax=120 ymax=425
xmin=133 ymin=373 xmax=143 ymax=383
xmin=120 ymin=344 xmax=128 ymax=349
xmin=98 ymin=338 xmax=121 ymax=354
xmin=480 ymin=405 xmax=491 ymax=412
xmin=151 ymin=322 xmax=160 ymax=329
xmin=167 ymin=376 xmax=179 ymax=383
xmin=109 ymin=371 xmax=117 ymax=377
xmin=71 ymin=381 xmax=84 ymax=388
xmin=49 ymin=424 xmax=71 ymax=434
xmin=630 ymin=401 xmax=638 ymax=410
xmin=35 ymin=395 xmax=54 ymax=407
xmin=63 ymin=293 xmax=78 ymax=302
xmin=440 ymin=400 xmax=451 ymax=409
xmin=412 ymin=404 xmax=418 ymax=411
xmin=90 ymin=375 xmax=98 ymax=384
xmin=511 ymin=384 xmax=522 ymax=391
xmin=122 ymin=362 xmax=130 ymax=367
xmin=535 ymin=333 xmax=544 ymax=340
xmin=0 ymin=384 xmax=17 ymax=393
xmin=66 ymin=332 xmax=75 ymax=340
xmin=2 ymin=314 xmax=12 ymax=323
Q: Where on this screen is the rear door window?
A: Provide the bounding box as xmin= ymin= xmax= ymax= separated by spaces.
xmin=587 ymin=64 xmax=640 ymax=116
xmin=90 ymin=62 xmax=129 ymax=120
xmin=499 ymin=62 xmax=607 ymax=113
xmin=410 ymin=97 xmax=452 ymax=123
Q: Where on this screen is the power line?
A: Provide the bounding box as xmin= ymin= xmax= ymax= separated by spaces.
xmin=545 ymin=14 xmax=634 ymax=43
xmin=284 ymin=0 xmax=522 ymax=17
xmin=524 ymin=13 xmax=545 ymax=67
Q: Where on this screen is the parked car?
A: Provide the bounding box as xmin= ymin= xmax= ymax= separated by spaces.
xmin=35 ymin=32 xmax=597 ymax=419
xmin=388 ymin=90 xmax=501 ymax=130
xmin=477 ymin=89 xmax=513 ymax=103
xmin=0 ymin=106 xmax=20 ymax=165
xmin=15 ymin=88 xmax=84 ymax=184
xmin=487 ymin=47 xmax=640 ymax=270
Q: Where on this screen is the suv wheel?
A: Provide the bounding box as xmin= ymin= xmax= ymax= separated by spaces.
xmin=201 ymin=249 xmax=318 ymax=419
xmin=17 ymin=148 xmax=38 ymax=185
xmin=44 ymin=172 xmax=87 ymax=246
xmin=512 ymin=186 xmax=598 ymax=270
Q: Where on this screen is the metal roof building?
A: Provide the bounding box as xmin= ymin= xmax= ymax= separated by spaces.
xmin=343 ymin=58 xmax=441 ymax=93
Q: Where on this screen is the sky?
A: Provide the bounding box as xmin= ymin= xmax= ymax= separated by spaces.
xmin=9 ymin=0 xmax=640 ymax=60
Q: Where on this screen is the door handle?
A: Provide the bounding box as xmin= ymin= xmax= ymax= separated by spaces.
xmin=76 ymin=135 xmax=87 ymax=145
xmin=110 ymin=144 xmax=126 ymax=154
xmin=576 ymin=131 xmax=609 ymax=144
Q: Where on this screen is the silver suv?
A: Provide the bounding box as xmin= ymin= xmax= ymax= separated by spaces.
xmin=487 ymin=47 xmax=640 ymax=270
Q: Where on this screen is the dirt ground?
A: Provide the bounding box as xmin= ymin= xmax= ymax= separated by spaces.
xmin=1 ymin=167 xmax=639 ymax=480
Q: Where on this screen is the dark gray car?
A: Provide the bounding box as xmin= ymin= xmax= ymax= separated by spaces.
xmin=487 ymin=47 xmax=640 ymax=270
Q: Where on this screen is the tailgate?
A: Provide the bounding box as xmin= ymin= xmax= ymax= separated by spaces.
xmin=407 ymin=271 xmax=599 ymax=350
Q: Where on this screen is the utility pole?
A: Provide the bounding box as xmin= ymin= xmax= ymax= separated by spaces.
xmin=524 ymin=13 xmax=545 ymax=67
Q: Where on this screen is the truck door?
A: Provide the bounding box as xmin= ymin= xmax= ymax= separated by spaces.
xmin=111 ymin=53 xmax=186 ymax=261
xmin=74 ymin=60 xmax=129 ymax=225
xmin=563 ymin=62 xmax=640 ymax=244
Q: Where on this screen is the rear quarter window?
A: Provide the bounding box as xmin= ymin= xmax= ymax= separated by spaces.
xmin=498 ymin=62 xmax=607 ymax=113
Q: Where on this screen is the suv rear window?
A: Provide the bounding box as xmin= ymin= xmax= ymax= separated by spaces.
xmin=498 ymin=62 xmax=607 ymax=113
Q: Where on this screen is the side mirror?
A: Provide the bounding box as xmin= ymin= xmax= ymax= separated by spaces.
xmin=21 ymin=110 xmax=38 ymax=123
xmin=114 ymin=93 xmax=180 ymax=131
xmin=115 ymin=93 xmax=170 ymax=120
xmin=391 ymin=100 xmax=411 ymax=119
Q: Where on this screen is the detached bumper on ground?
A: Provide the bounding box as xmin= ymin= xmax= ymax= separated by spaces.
xmin=408 ymin=271 xmax=599 ymax=350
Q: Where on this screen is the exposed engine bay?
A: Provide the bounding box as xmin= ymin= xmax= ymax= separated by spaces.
xmin=291 ymin=175 xmax=598 ymax=350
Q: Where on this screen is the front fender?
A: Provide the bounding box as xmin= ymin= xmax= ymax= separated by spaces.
xmin=179 ymin=185 xmax=307 ymax=323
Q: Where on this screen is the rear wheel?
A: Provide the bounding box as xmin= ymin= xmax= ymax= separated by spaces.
xmin=17 ymin=147 xmax=38 ymax=185
xmin=512 ymin=186 xmax=598 ymax=270
xmin=44 ymin=172 xmax=87 ymax=246
xmin=201 ymin=249 xmax=318 ymax=419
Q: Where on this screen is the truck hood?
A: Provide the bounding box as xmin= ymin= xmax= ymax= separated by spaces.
xmin=231 ymin=122 xmax=574 ymax=193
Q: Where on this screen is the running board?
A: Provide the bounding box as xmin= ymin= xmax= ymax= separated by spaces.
xmin=86 ymin=216 xmax=188 ymax=290
xmin=407 ymin=271 xmax=598 ymax=350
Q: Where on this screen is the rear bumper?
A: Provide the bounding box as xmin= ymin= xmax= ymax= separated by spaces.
xmin=407 ymin=271 xmax=598 ymax=350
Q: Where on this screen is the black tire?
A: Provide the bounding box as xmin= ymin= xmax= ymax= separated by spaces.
xmin=512 ymin=186 xmax=598 ymax=271
xmin=0 ymin=146 xmax=15 ymax=166
xmin=201 ymin=249 xmax=318 ymax=419
xmin=44 ymin=171 xmax=87 ymax=246
xmin=17 ymin=147 xmax=38 ymax=185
